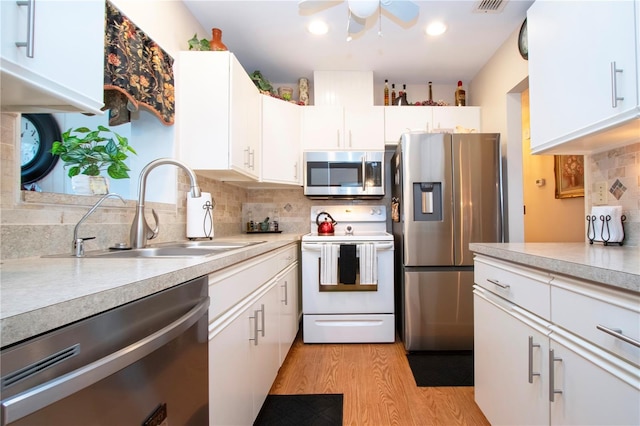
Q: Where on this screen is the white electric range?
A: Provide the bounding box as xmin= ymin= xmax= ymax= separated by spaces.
xmin=301 ymin=205 xmax=395 ymax=343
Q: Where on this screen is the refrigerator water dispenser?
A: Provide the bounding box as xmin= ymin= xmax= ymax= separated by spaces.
xmin=413 ymin=182 xmax=442 ymax=221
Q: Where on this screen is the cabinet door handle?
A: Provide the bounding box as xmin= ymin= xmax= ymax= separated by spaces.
xmin=244 ymin=146 xmax=250 ymax=168
xmin=549 ymin=349 xmax=563 ymax=402
xmin=487 ymin=278 xmax=510 ymax=289
xmin=15 ymin=0 xmax=36 ymax=58
xmin=349 ymin=130 xmax=352 ymax=148
xmin=528 ymin=336 xmax=541 ymax=383
xmin=257 ymin=303 xmax=265 ymax=337
xmin=294 ymin=161 xmax=298 ymax=180
xmin=249 ymin=311 xmax=259 ymax=346
xmin=610 ymin=61 xmax=624 ymax=108
xmin=336 ymin=130 xmax=341 ymax=147
xmin=249 ymin=148 xmax=255 ymax=170
xmin=597 ymin=324 xmax=640 ymax=348
xmin=281 ymin=280 xmax=288 ymax=305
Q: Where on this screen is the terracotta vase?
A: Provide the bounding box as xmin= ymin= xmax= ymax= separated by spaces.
xmin=209 ymin=28 xmax=228 ymax=51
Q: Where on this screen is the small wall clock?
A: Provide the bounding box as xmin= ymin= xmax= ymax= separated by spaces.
xmin=20 ymin=113 xmax=61 ymax=185
xmin=518 ymin=18 xmax=528 ymax=60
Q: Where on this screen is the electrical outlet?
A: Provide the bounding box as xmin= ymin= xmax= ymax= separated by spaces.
xmin=593 ymin=181 xmax=607 ymax=204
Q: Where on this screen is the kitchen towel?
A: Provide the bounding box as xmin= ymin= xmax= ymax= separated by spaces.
xmin=339 ymin=244 xmax=357 ymax=284
xmin=320 ymin=244 xmax=339 ymax=285
xmin=187 ymin=192 xmax=214 ymax=239
xmin=589 ymin=206 xmax=624 ymax=243
xmin=359 ymin=243 xmax=377 ymax=285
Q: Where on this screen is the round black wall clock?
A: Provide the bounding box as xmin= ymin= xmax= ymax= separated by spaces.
xmin=518 ymin=18 xmax=528 ymax=60
xmin=20 ymin=113 xmax=61 ymax=185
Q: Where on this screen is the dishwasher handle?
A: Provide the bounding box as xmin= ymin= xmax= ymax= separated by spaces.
xmin=1 ymin=296 xmax=209 ymax=425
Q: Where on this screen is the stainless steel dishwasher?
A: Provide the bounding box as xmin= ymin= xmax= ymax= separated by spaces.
xmin=0 ymin=275 xmax=209 ymax=425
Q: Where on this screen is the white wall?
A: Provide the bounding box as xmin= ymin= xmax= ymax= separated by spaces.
xmin=470 ymin=25 xmax=530 ymax=242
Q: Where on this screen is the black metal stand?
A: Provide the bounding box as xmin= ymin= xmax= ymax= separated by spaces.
xmin=586 ymin=214 xmax=626 ymax=246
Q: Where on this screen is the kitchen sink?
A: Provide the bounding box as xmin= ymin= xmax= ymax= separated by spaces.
xmin=47 ymin=240 xmax=265 ymax=259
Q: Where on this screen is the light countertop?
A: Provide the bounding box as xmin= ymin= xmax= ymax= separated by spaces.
xmin=469 ymin=242 xmax=640 ymax=293
xmin=0 ymin=234 xmax=301 ymax=348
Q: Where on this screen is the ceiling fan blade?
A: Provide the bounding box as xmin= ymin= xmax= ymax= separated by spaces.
xmin=347 ymin=0 xmax=379 ymax=18
xmin=348 ymin=13 xmax=367 ymax=33
xmin=380 ymin=0 xmax=419 ymax=22
xmin=298 ymin=0 xmax=343 ymax=12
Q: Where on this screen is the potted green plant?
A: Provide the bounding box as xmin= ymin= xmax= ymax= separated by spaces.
xmin=51 ymin=125 xmax=137 ymax=195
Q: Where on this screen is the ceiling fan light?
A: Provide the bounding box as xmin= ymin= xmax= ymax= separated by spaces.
xmin=348 ymin=0 xmax=379 ymax=18
xmin=308 ymin=20 xmax=329 ymax=35
xmin=426 ymin=21 xmax=447 ymax=36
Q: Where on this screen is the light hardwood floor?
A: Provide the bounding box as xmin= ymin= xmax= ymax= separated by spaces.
xmin=269 ymin=333 xmax=490 ymax=426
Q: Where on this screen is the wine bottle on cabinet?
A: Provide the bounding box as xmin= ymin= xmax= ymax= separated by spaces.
xmin=428 ymin=81 xmax=433 ymax=104
xmin=455 ymin=81 xmax=466 ymax=106
xmin=384 ymin=79 xmax=390 ymax=106
xmin=391 ymin=83 xmax=396 ymax=105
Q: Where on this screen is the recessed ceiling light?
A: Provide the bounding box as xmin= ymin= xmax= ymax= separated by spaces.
xmin=426 ymin=21 xmax=447 ymax=36
xmin=308 ymin=20 xmax=328 ymax=35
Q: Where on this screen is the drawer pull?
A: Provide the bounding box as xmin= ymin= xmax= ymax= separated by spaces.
xmin=596 ymin=324 xmax=640 ymax=348
xmin=528 ymin=336 xmax=541 ymax=384
xmin=487 ymin=278 xmax=510 ymax=289
xmin=549 ymin=349 xmax=563 ymax=402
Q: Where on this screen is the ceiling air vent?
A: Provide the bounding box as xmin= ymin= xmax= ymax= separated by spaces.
xmin=473 ymin=0 xmax=507 ymax=13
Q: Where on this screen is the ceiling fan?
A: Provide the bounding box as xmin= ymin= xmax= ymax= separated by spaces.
xmin=298 ymin=0 xmax=419 ymax=36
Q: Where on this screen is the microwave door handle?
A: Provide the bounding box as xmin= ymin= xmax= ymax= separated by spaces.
xmin=362 ymin=156 xmax=366 ymax=191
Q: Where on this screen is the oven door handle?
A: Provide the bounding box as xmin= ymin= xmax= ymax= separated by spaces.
xmin=1 ymin=297 xmax=209 ymax=424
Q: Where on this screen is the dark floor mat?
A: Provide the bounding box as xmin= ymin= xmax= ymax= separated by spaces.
xmin=407 ymin=351 xmax=474 ymax=387
xmin=254 ymin=394 xmax=343 ymax=426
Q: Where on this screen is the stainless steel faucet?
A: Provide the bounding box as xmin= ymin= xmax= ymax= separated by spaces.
xmin=73 ymin=193 xmax=126 ymax=257
xmin=130 ymin=158 xmax=201 ymax=249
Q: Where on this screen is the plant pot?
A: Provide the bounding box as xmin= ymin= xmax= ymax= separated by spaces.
xmin=71 ymin=175 xmax=109 ymax=196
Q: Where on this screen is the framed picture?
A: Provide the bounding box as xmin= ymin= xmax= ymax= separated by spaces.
xmin=554 ymin=155 xmax=585 ymax=199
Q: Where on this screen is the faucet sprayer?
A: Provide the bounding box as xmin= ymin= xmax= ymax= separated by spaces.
xmin=73 ymin=193 xmax=126 ymax=257
xmin=130 ymin=158 xmax=201 ymax=249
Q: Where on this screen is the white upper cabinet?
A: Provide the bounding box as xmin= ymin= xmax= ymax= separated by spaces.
xmin=1 ymin=0 xmax=105 ymax=113
xmin=176 ymin=51 xmax=260 ymax=181
xmin=261 ymin=95 xmax=302 ymax=185
xmin=432 ymin=106 xmax=481 ymax=133
xmin=384 ymin=106 xmax=481 ymax=144
xmin=302 ymin=105 xmax=384 ymax=151
xmin=527 ymin=0 xmax=640 ymax=154
xmin=384 ymin=106 xmax=432 ymax=143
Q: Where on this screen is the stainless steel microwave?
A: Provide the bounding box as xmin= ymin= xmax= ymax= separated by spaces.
xmin=303 ymin=151 xmax=385 ymax=198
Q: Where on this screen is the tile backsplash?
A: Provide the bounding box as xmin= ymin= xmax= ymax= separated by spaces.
xmin=588 ymin=142 xmax=639 ymax=246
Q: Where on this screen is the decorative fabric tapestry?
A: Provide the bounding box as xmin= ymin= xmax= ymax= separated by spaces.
xmin=104 ymin=1 xmax=175 ymax=126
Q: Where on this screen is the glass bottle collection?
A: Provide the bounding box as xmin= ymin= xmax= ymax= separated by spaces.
xmin=383 ymin=81 xmax=466 ymax=106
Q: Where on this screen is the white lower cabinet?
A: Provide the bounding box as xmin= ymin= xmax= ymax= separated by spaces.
xmin=473 ymin=254 xmax=640 ymax=426
xmin=474 ymin=287 xmax=549 ymax=426
xmin=249 ymin=282 xmax=280 ymax=418
xmin=208 ymin=244 xmax=300 ymax=425
xmin=278 ymin=263 xmax=300 ymax=364
xmin=549 ymin=331 xmax=640 ymax=426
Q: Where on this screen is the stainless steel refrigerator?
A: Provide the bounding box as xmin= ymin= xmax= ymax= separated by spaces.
xmin=391 ymin=132 xmax=503 ymax=351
